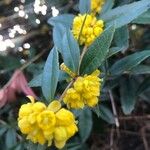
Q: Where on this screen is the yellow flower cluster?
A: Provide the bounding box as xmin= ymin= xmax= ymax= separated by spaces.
xmin=18 ymin=96 xmax=78 ymax=149
xmin=63 ymin=70 xmax=102 ymax=109
xmin=91 ymin=0 xmax=105 ymax=14
xmin=72 ymin=14 xmax=104 ymax=46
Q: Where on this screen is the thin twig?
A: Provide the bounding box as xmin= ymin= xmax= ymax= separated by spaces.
xmin=119 ymin=115 xmax=150 ymax=120
xmin=110 ymin=127 xmax=115 ymax=150
xmin=141 ymin=125 xmax=150 ymax=150
xmin=109 ymin=90 xmax=120 ymax=128
xmin=77 ymin=14 xmax=88 ymax=43
xmin=109 ymin=128 xmax=150 ymax=137
xmin=59 ymin=80 xmax=74 ymax=101
xmin=2 ymin=49 xmax=47 ymax=90
xmin=78 ymin=46 xmax=88 ymax=74
xmin=20 ymin=49 xmax=47 ymax=71
xmin=0 ymin=119 xmax=7 ymax=125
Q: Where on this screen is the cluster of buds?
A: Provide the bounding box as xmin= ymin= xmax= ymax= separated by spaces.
xmin=63 ymin=70 xmax=102 ymax=109
xmin=72 ymin=14 xmax=104 ymax=46
xmin=91 ymin=0 xmax=105 ymax=14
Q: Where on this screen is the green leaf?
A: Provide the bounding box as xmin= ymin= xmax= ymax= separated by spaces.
xmin=28 ymin=74 xmax=42 ymax=87
xmin=80 ymin=24 xmax=115 ymax=74
xmin=0 ymin=55 xmax=20 ymax=71
xmin=5 ymin=128 xmax=17 ymax=149
xmin=48 ymin=14 xmax=74 ymax=28
xmin=128 ymin=65 xmax=150 ymax=74
xmin=79 ymin=0 xmax=90 ymax=14
xmin=29 ymin=70 xmax=69 ymax=88
xmin=120 ymin=77 xmax=137 ymax=115
xmin=62 ymin=30 xmax=80 ymax=73
xmin=14 ymin=144 xmax=23 ymax=150
xmin=110 ymin=50 xmax=150 ymax=75
xmin=0 ymin=126 xmax=7 ymax=136
xmin=42 ymin=48 xmax=59 ymax=102
xmin=133 ymin=10 xmax=150 ymax=24
xmin=37 ymin=144 xmax=46 ymax=150
xmin=137 ymin=77 xmax=150 ymax=95
xmin=66 ymin=142 xmax=85 ymax=150
xmin=59 ymin=71 xmax=69 ymax=81
xmin=99 ymin=105 xmax=115 ymax=124
xmin=114 ymin=25 xmax=129 ymax=52
xmin=107 ymin=47 xmax=122 ymax=57
xmin=78 ymin=108 xmax=92 ymax=143
xmin=101 ymin=0 xmax=150 ymax=28
xmin=53 ymin=23 xmax=66 ymax=52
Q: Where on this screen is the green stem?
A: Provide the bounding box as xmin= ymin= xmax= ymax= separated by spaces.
xmin=78 ymin=46 xmax=88 ymax=75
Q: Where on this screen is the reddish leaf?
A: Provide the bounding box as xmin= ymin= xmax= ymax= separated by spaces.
xmin=0 ymin=69 xmax=37 ymax=107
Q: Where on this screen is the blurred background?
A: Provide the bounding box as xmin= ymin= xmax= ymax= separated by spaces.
xmin=0 ymin=0 xmax=150 ymax=150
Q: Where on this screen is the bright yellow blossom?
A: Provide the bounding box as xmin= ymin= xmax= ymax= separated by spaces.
xmin=63 ymin=70 xmax=102 ymax=109
xmin=91 ymin=0 xmax=105 ymax=14
xmin=72 ymin=14 xmax=104 ymax=46
xmin=18 ymin=97 xmax=78 ymax=149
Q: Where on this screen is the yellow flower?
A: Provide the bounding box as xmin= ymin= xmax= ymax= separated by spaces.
xmin=54 ymin=108 xmax=78 ymax=149
xmin=27 ymin=127 xmax=46 ymax=145
xmin=91 ymin=0 xmax=105 ymax=14
xmin=18 ymin=116 xmax=33 ymax=134
xmin=72 ymin=14 xmax=104 ymax=46
xmin=55 ymin=108 xmax=76 ymax=126
xmin=37 ymin=110 xmax=56 ymax=130
xmin=63 ymin=88 xmax=84 ymax=109
xmin=47 ymin=100 xmax=61 ymax=112
xmin=18 ymin=97 xmax=78 ymax=149
xmin=63 ymin=70 xmax=102 ymax=109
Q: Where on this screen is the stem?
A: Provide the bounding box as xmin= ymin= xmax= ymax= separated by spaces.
xmin=20 ymin=49 xmax=47 ymax=71
xmin=2 ymin=49 xmax=47 ymax=90
xmin=119 ymin=115 xmax=150 ymax=120
xmin=78 ymin=46 xmax=88 ymax=74
xmin=109 ymin=90 xmax=120 ymax=128
xmin=59 ymin=80 xmax=74 ymax=101
xmin=77 ymin=14 xmax=88 ymax=44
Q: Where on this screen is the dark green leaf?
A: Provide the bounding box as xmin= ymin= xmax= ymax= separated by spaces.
xmin=14 ymin=144 xmax=23 ymax=150
xmin=128 ymin=65 xmax=150 ymax=74
xmin=80 ymin=24 xmax=115 ymax=74
xmin=48 ymin=14 xmax=74 ymax=28
xmin=99 ymin=105 xmax=115 ymax=124
xmin=114 ymin=25 xmax=129 ymax=52
xmin=120 ymin=77 xmax=137 ymax=115
xmin=107 ymin=47 xmax=122 ymax=57
xmin=78 ymin=108 xmax=92 ymax=143
xmin=5 ymin=128 xmax=17 ymax=149
xmin=133 ymin=10 xmax=150 ymax=24
xmin=137 ymin=77 xmax=150 ymax=95
xmin=42 ymin=48 xmax=59 ymax=101
xmin=79 ymin=0 xmax=90 ymax=14
xmin=62 ymin=30 xmax=80 ymax=73
xmin=110 ymin=50 xmax=150 ymax=75
xmin=37 ymin=144 xmax=46 ymax=150
xmin=0 ymin=126 xmax=7 ymax=136
xmin=101 ymin=0 xmax=150 ymax=28
xmin=66 ymin=142 xmax=84 ymax=150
